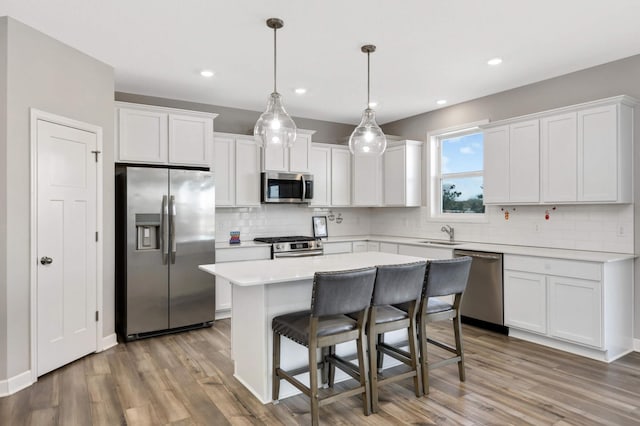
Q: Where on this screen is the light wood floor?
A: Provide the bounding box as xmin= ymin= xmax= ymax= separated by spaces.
xmin=2 ymin=319 xmax=640 ymax=425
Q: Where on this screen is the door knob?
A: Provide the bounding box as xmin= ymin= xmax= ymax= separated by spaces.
xmin=40 ymin=256 xmax=53 ymax=265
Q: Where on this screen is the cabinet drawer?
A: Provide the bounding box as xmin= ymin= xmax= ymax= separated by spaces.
xmin=504 ymin=255 xmax=601 ymax=281
xmin=323 ymin=242 xmax=353 ymax=254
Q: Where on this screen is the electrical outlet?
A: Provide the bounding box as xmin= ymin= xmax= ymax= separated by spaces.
xmin=534 ymin=224 xmax=540 ymax=232
xmin=618 ymin=225 xmax=625 ymax=237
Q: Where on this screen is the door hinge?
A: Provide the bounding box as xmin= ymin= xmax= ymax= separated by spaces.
xmin=95 ymin=231 xmax=99 ymax=242
xmin=91 ymin=150 xmax=101 ymax=162
xmin=95 ymin=311 xmax=99 ymax=322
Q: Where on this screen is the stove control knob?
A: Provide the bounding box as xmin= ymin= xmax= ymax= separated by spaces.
xmin=275 ymin=244 xmax=282 ymax=250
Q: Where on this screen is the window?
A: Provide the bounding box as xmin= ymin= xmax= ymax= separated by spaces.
xmin=429 ymin=125 xmax=485 ymax=219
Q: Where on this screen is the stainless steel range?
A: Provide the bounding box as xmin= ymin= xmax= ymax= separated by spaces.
xmin=253 ymin=236 xmax=323 ymax=259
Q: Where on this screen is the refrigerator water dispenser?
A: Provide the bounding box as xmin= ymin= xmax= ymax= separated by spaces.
xmin=135 ymin=213 xmax=160 ymax=250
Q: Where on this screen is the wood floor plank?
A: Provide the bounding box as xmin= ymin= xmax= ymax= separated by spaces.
xmin=2 ymin=319 xmax=640 ymax=425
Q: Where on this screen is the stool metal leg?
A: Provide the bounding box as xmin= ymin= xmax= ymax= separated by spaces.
xmin=356 ymin=330 xmax=371 ymax=416
xmin=453 ymin=312 xmax=466 ymax=382
xmin=367 ymin=317 xmax=380 ymax=413
xmin=309 ymin=339 xmax=319 ymax=426
xmin=419 ymin=314 xmax=430 ymax=395
xmin=408 ymin=316 xmax=423 ymax=397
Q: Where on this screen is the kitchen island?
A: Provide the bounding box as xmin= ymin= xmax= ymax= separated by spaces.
xmin=199 ymin=251 xmax=425 ymax=403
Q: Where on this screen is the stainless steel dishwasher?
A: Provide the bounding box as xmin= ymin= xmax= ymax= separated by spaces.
xmin=453 ymin=249 xmax=506 ymax=334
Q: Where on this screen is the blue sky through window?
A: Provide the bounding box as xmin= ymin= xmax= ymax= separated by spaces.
xmin=440 ymin=132 xmax=484 ymax=212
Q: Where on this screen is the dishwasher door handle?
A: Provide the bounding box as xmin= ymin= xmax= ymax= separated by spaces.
xmin=454 ymin=250 xmax=502 ymax=260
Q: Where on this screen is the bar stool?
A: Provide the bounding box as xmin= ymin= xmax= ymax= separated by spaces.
xmin=271 ymin=267 xmax=377 ymax=426
xmin=418 ymin=257 xmax=472 ymax=394
xmin=363 ymin=261 xmax=427 ymax=412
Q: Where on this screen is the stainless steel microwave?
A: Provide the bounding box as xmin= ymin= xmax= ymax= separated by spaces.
xmin=261 ymin=172 xmax=313 ymax=204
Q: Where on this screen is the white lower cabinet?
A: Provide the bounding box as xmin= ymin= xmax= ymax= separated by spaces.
xmin=366 ymin=241 xmax=380 ymax=252
xmin=215 ymin=246 xmax=271 ymax=318
xmin=504 ymin=270 xmax=547 ymax=334
xmin=504 ymin=254 xmax=632 ymax=362
xmin=379 ymin=242 xmax=399 ymax=254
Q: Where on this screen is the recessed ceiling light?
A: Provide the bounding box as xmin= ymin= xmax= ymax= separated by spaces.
xmin=436 ymin=99 xmax=447 ymax=105
xmin=368 ymin=101 xmax=378 ymax=108
xmin=200 ymin=70 xmax=215 ymax=77
xmin=487 ymin=57 xmax=503 ymax=66
xmin=294 ymin=88 xmax=307 ymax=95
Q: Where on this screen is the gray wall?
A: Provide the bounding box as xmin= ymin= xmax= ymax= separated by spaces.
xmin=1 ymin=17 xmax=114 ymax=380
xmin=115 ymin=92 xmax=354 ymax=143
xmin=0 ymin=18 xmax=8 ymax=380
xmin=382 ymin=54 xmax=640 ymax=340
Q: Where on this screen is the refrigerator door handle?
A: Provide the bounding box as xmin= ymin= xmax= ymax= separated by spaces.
xmin=169 ymin=195 xmax=177 ymax=264
xmin=161 ymin=195 xmax=169 ymax=265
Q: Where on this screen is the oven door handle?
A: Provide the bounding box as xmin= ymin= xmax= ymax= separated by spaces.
xmin=274 ymin=250 xmax=324 ymax=258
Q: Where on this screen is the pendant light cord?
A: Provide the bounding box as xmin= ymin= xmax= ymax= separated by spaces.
xmin=367 ymin=51 xmax=371 ymax=107
xmin=273 ymin=26 xmax=277 ymax=93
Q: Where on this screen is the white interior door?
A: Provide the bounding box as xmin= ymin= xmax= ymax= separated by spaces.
xmin=36 ymin=119 xmax=98 ymax=376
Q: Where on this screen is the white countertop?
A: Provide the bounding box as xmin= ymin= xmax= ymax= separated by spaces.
xmin=215 ymin=240 xmax=271 ymax=249
xmin=322 ymin=235 xmax=635 ymax=263
xmin=199 ymin=251 xmax=425 ymax=286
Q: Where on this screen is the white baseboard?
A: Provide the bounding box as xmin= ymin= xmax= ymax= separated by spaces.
xmin=634 ymin=338 xmax=640 ymax=352
xmin=0 ymin=370 xmax=34 ymax=397
xmin=101 ymin=333 xmax=118 ymax=351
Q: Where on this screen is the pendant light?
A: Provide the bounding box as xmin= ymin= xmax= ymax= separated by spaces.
xmin=348 ymin=44 xmax=387 ymax=156
xmin=254 ymin=18 xmax=297 ymax=148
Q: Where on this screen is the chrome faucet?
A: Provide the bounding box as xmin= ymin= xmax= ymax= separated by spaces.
xmin=441 ymin=225 xmax=454 ymax=242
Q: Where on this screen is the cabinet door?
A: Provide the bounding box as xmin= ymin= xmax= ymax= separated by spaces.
xmin=509 ymin=120 xmax=539 ymax=202
xmin=213 ymin=136 xmax=235 ymax=206
xmin=367 ymin=242 xmax=380 ymax=252
xmin=541 ymin=113 xmax=577 ymax=203
xmin=482 ymin=125 xmax=509 ymax=204
xmin=352 ymin=154 xmax=382 ymax=206
xmin=578 ymin=105 xmax=617 ymax=202
xmin=289 ymin=133 xmax=311 ymax=172
xmin=383 ymin=145 xmax=406 ymax=206
xmin=548 ymin=276 xmax=602 ymax=347
xmin=168 ymin=114 xmax=213 ymax=166
xmin=331 ymin=148 xmax=352 ymax=206
xmin=235 ymin=138 xmax=261 ymax=206
xmin=117 ymin=107 xmax=168 ymax=163
xmin=504 ymin=270 xmax=546 ymax=334
xmin=310 ymin=145 xmax=331 ymax=206
xmin=263 ymin=141 xmax=288 ymax=171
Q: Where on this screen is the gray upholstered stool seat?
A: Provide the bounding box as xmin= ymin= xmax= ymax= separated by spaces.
xmin=349 ymin=305 xmax=407 ymax=324
xmin=272 ymin=312 xmax=357 ymax=346
xmin=271 ymin=266 xmax=377 ymax=426
xmin=396 ymin=298 xmax=452 ymax=315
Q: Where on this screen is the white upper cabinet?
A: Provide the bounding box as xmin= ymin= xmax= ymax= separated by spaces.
xmin=213 ymin=133 xmax=261 ymax=207
xmin=331 ymin=146 xmax=352 ymax=206
xmin=262 ymin=129 xmax=315 ymax=172
xmin=352 ymin=154 xmax=382 ymax=206
xmin=483 ymin=120 xmax=539 ymax=204
xmin=310 ymin=144 xmax=331 ymax=207
xmin=116 ymin=102 xmax=217 ymax=167
xmin=485 ymin=95 xmax=635 ymax=205
xmin=541 ymin=112 xmax=578 ymax=203
xmin=383 ymin=140 xmax=422 ymax=207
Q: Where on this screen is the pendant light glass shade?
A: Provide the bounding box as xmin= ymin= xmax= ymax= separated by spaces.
xmin=254 ymin=92 xmax=296 ymax=147
xmin=349 ymin=45 xmax=386 ymax=156
xmin=254 ymin=18 xmax=297 ymax=148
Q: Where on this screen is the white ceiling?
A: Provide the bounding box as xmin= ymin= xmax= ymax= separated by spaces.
xmin=4 ymin=0 xmax=640 ymax=124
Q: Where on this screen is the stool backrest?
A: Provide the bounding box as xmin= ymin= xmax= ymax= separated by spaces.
xmin=372 ymin=261 xmax=427 ymax=306
xmin=311 ymin=267 xmax=377 ymax=317
xmin=424 ymin=257 xmax=472 ymax=298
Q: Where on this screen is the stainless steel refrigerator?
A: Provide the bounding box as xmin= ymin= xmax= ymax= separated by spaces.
xmin=115 ymin=165 xmax=215 ymax=341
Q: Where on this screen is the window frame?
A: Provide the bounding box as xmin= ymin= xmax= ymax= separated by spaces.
xmin=427 ymin=120 xmax=489 ymax=223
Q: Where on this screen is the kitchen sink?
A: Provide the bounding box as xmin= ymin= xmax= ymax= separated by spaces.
xmin=418 ymin=240 xmax=463 ymax=246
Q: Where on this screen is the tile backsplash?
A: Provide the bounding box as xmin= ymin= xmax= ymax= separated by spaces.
xmin=369 ymin=204 xmax=634 ymax=254
xmin=215 ymin=205 xmax=371 ymax=242
xmin=216 ymin=203 xmax=633 ymax=254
